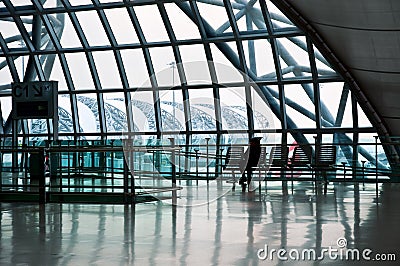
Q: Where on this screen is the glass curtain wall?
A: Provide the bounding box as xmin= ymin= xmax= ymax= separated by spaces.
xmin=0 ymin=0 xmax=389 ymax=176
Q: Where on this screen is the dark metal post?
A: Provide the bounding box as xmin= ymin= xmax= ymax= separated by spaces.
xmin=169 ymin=138 xmax=176 ymax=186
xmin=39 ymin=164 xmax=46 ymax=204
xmin=0 ymin=139 xmax=2 ymax=190
xmin=205 ymin=137 xmax=210 ymax=183
xmin=58 ymin=141 xmax=62 ymax=192
xmin=130 ymin=142 xmax=135 ymax=203
xmin=29 ymin=149 xmax=45 ymax=204
xmin=361 ymin=160 xmax=366 ymax=187
xmin=374 ymin=136 xmax=379 ymax=200
xmin=313 ymin=136 xmax=318 ymax=192
xmin=123 ymin=155 xmax=130 ymax=203
xmin=219 ymin=148 xmax=224 ymax=177
xmin=194 ymin=148 xmax=199 ymax=185
xmin=111 ymin=140 xmax=115 ymax=187
xmin=67 ymin=140 xmax=71 ymax=191
xmin=12 ymin=119 xmax=18 ymax=173
xmin=342 ymin=162 xmax=346 ymax=181
xmin=137 ymin=140 xmax=142 ymax=181
xmin=123 ymin=139 xmax=134 ymax=204
xmin=169 ymin=138 xmax=177 ymax=205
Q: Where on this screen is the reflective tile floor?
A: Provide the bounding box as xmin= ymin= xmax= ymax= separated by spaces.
xmin=1 ymin=181 xmax=400 ymax=265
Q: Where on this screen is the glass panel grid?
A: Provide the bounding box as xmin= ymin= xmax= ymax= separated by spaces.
xmin=0 ymin=0 xmax=390 ymax=180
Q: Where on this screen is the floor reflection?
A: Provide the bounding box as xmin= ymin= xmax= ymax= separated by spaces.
xmin=0 ymin=182 xmax=399 ymax=265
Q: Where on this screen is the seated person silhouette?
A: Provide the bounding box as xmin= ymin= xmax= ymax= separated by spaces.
xmin=239 ymin=137 xmax=262 ymax=189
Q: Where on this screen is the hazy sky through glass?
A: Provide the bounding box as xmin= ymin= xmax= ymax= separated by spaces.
xmin=0 ymin=0 xmax=372 ymax=139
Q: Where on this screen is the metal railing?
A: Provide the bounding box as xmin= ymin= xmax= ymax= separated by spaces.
xmin=0 ymin=136 xmax=399 ymax=203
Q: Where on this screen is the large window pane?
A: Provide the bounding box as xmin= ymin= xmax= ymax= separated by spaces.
xmin=319 ymin=82 xmax=353 ymax=128
xmin=134 ymin=5 xmax=169 ymax=43
xmin=59 ymin=14 xmax=83 ymax=48
xmin=65 ymin=52 xmax=95 ymax=90
xmin=268 ymin=2 xmax=296 ymax=32
xmin=69 ymin=0 xmax=92 ymax=5
xmin=0 ymin=20 xmax=21 ymax=46
xmin=189 ymin=88 xmax=217 ymax=131
xmin=261 ymin=85 xmax=282 ymax=130
xmin=313 ymin=44 xmax=337 ymax=77
xmin=244 ymin=39 xmax=276 ymax=80
xmin=130 ymin=91 xmax=156 ymax=132
xmin=0 ymin=97 xmax=12 ymax=122
xmin=104 ymin=92 xmax=127 ymax=132
xmin=58 ymin=95 xmax=75 ymax=135
xmin=120 ymin=49 xmax=149 ymax=88
xmin=277 ymin=37 xmax=312 ymax=79
xmin=165 ymin=3 xmax=201 ymax=40
xmin=210 ymin=43 xmax=243 ymax=83
xmin=75 ymin=10 xmax=110 ymax=46
xmin=197 ymin=1 xmax=232 ymax=34
xmin=104 ymin=8 xmax=139 ymax=45
xmin=237 ymin=1 xmax=266 ymax=33
xmin=43 ymin=0 xmax=59 ymax=8
xmin=0 ymin=65 xmax=12 ymax=88
xmin=284 ymin=84 xmax=316 ymax=128
xmin=251 ymin=86 xmax=275 ymax=130
xmin=358 ymin=104 xmax=373 ymax=128
xmin=13 ymin=56 xmax=29 ymax=81
xmin=92 ymin=51 xmax=122 ymax=89
xmin=179 ymin=45 xmax=211 ymax=85
xmin=9 ymin=0 xmax=31 ymax=6
xmin=76 ymin=94 xmax=101 ymax=134
xmin=149 ymin=46 xmax=176 ymax=87
xmin=219 ymin=87 xmax=248 ymax=130
xmin=159 ymin=89 xmax=184 ymax=132
xmin=48 ymin=55 xmax=69 ymax=91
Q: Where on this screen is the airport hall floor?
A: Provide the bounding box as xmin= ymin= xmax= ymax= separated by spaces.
xmin=0 ymin=181 xmax=399 ymax=265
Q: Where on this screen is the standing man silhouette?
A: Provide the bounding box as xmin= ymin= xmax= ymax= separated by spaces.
xmin=239 ymin=137 xmax=262 ymax=190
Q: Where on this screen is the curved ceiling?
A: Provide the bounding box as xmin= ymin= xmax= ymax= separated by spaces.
xmin=0 ymin=0 xmax=393 ymax=169
xmin=280 ymin=0 xmax=400 ymax=137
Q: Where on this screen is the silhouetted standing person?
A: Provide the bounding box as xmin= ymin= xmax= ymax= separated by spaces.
xmin=79 ymin=155 xmax=84 ymax=173
xmin=239 ymin=137 xmax=262 ymax=190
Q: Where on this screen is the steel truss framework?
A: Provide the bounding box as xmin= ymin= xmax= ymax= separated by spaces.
xmin=0 ymin=0 xmax=392 ymax=170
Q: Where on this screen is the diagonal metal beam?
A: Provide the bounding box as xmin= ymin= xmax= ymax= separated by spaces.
xmin=177 ymin=1 xmax=309 ymax=145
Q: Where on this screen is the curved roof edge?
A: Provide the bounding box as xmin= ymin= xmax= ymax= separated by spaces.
xmin=270 ymin=0 xmax=398 ymax=158
xmin=271 ymin=1 xmax=388 ymax=136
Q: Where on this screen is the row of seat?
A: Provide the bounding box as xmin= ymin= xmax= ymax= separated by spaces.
xmin=224 ymin=145 xmax=337 ymax=182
